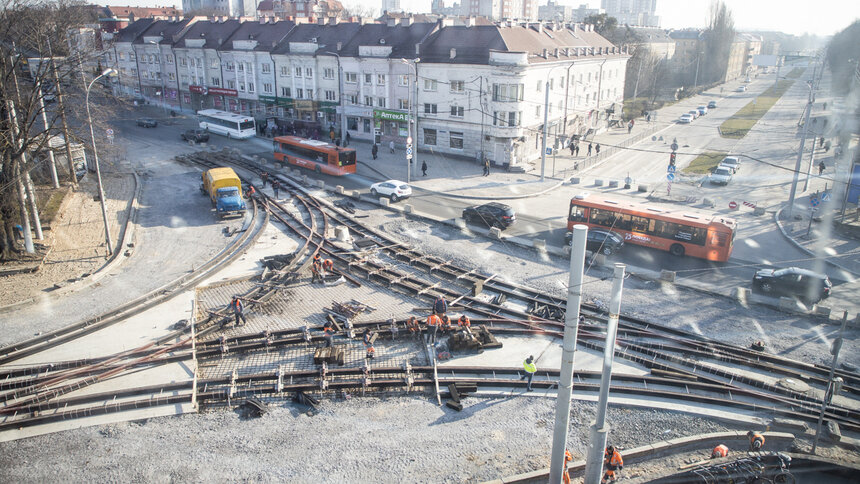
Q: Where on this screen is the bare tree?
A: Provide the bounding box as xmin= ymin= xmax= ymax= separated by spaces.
xmin=702 ymin=0 xmax=735 ymax=85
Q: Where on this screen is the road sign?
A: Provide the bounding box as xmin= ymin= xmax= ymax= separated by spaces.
xmin=728 ymin=201 xmax=738 ymax=209
xmin=667 ymin=165 xmax=676 ymax=173
xmin=406 ymin=147 xmax=413 ymax=155
xmin=407 ymin=153 xmax=413 ymax=160
xmin=810 ymin=196 xmax=820 ymax=207
xmin=406 ymin=136 xmax=413 ymax=144
xmin=546 ymin=148 xmax=552 ymax=155
xmin=106 ymin=128 xmax=114 ymax=136
xmin=821 ymin=192 xmax=832 ymax=202
xmin=666 ymin=173 xmax=675 ymax=181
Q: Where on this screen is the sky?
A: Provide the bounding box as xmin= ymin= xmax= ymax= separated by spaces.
xmin=107 ymin=0 xmax=860 ymax=36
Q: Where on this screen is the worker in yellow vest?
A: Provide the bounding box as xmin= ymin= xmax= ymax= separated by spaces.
xmin=521 ymin=355 xmax=537 ymax=392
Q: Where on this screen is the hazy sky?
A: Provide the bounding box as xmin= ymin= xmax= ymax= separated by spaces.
xmin=108 ymin=0 xmax=859 ymax=36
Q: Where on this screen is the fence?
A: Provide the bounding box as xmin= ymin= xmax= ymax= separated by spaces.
xmin=557 ymin=123 xmax=663 ymax=181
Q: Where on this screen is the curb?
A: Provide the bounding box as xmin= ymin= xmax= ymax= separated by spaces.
xmin=774 ymin=204 xmax=860 ymax=278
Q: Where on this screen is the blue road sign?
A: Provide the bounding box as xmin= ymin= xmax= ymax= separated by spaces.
xmin=406 ymin=148 xmax=413 ymax=156
xmin=667 ymin=173 xmax=675 ymax=181
xmin=546 ymin=148 xmax=552 ymax=155
xmin=821 ymin=192 xmax=831 ymax=202
xmin=667 ymin=165 xmax=676 ymax=173
xmin=810 ymin=196 xmax=819 ymax=207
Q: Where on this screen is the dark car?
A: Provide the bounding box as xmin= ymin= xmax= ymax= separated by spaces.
xmin=707 ymin=100 xmax=717 ymax=109
xmin=136 ymin=118 xmax=158 ymax=128
xmin=751 ymin=267 xmax=832 ymax=304
xmin=182 ymin=129 xmax=210 ymax=143
xmin=462 ymin=202 xmax=516 ymax=229
xmin=565 ymin=228 xmax=625 ymax=255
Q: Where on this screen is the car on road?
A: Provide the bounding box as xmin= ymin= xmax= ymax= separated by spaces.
xmin=707 ymin=100 xmax=717 ymax=109
xmin=678 ymin=113 xmax=694 ymax=124
xmin=736 ymin=85 xmax=747 ymax=92
xmin=719 ymin=156 xmax=741 ymax=173
xmin=136 ymin=118 xmax=158 ymax=128
xmin=462 ymin=202 xmax=516 ymax=229
xmin=370 ymin=179 xmax=411 ymax=202
xmin=688 ymin=110 xmax=700 ymax=119
xmin=565 ymin=228 xmax=625 ymax=255
xmin=709 ymin=166 xmax=733 ymax=185
xmin=697 ymin=105 xmax=708 ymax=116
xmin=181 ymin=129 xmax=210 ymax=143
xmin=751 ymin=267 xmax=832 ymax=304
xmin=744 ymin=77 xmax=752 ymax=83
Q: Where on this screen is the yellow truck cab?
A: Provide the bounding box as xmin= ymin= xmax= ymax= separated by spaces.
xmin=201 ymin=167 xmax=246 ymax=219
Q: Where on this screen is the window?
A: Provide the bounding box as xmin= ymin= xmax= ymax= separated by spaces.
xmin=238 ymin=62 xmax=244 ymax=72
xmin=325 ymin=90 xmax=336 ymax=101
xmin=587 ymin=72 xmax=591 ymax=82
xmin=248 ymin=83 xmax=255 ymax=93
xmin=423 ymin=79 xmax=437 ymax=91
xmin=364 ymin=96 xmax=373 ymax=106
xmin=131 ymin=68 xmax=137 ymax=76
xmin=424 ymin=128 xmax=436 ymax=145
xmin=263 ymin=83 xmax=272 ymax=93
xmin=535 ymin=106 xmax=541 ymax=117
xmin=261 ymin=63 xmax=271 ymax=73
xmin=168 ymin=73 xmax=175 ymax=81
xmin=377 ymin=97 xmax=386 ymax=108
xmin=129 ymin=52 xmax=136 ymax=61
xmin=399 ymin=75 xmax=409 ymax=86
xmin=155 ymin=55 xmax=160 ymax=64
xmin=348 ymin=94 xmax=358 ymax=104
xmin=295 ymin=67 xmax=302 ymax=77
xmin=224 ymin=61 xmax=232 ymax=71
xmin=492 ymin=83 xmax=523 ymax=102
xmin=166 ymin=55 xmax=173 ymax=64
xmin=239 ymin=82 xmax=245 ymax=92
xmin=228 ymin=81 xmax=236 ymax=90
xmin=280 ymin=66 xmax=290 ymax=76
xmin=119 ymin=52 xmax=125 ymax=60
xmin=305 ymin=90 xmax=313 ymax=99
xmin=450 ymin=131 xmax=464 ymax=149
xmin=363 ymin=73 xmax=372 ymax=84
xmin=549 ymin=78 xmax=554 ymax=90
xmin=196 ymin=58 xmax=202 ymax=68
xmin=537 ymin=80 xmax=542 ymax=92
xmin=211 ymin=60 xmax=219 ymax=69
xmin=305 ymin=67 xmax=313 ymax=78
xmin=377 ymin=74 xmax=386 ymax=85
xmin=212 ymin=77 xmax=220 ymax=86
xmin=424 ymin=103 xmax=437 ymax=114
xmin=450 ymin=80 xmax=464 ymax=92
xmin=281 ymin=87 xmax=291 ymax=97
xmin=142 ymin=71 xmax=148 ymax=79
xmin=323 ymin=68 xmax=334 ymax=79
xmin=348 ymin=117 xmax=358 ymax=130
xmin=509 ymin=112 xmax=520 ymax=126
xmin=398 ymin=99 xmax=409 ymax=110
xmin=345 ymin=72 xmax=357 ymax=83
xmin=450 ymin=106 xmax=464 ymax=117
xmin=297 ymin=88 xmax=304 ymax=98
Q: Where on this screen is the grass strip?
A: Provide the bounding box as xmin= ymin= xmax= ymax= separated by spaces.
xmin=682 ymin=151 xmax=727 ymax=175
xmin=719 ymin=79 xmax=795 ymax=139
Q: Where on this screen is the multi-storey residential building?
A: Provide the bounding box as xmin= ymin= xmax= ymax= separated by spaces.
xmin=109 ymin=17 xmax=627 ymax=170
xmin=381 ymin=0 xmax=401 ymax=13
xmin=737 ymin=33 xmax=763 ymax=76
xmin=99 ymin=6 xmax=183 ymax=33
xmin=183 ymin=0 xmax=256 ymax=18
xmin=601 ymin=0 xmax=660 ymax=27
xmin=459 ymin=0 xmax=536 ymax=21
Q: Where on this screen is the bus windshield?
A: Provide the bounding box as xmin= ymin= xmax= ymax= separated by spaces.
xmin=339 ymin=150 xmax=356 ymax=165
xmin=239 ymin=120 xmax=254 ymax=130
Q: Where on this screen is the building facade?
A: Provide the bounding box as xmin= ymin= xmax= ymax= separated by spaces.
xmin=108 ymin=17 xmax=627 ymax=169
xmin=183 ymin=0 xmax=256 ymax=18
xmin=601 ymin=0 xmax=659 ymax=27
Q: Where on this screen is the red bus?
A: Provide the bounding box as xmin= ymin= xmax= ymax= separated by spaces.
xmin=568 ymin=193 xmax=737 ymax=262
xmin=273 ymin=136 xmax=357 ymax=176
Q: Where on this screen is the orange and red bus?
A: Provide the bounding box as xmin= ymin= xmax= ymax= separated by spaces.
xmin=568 ymin=193 xmax=737 ymax=261
xmin=273 ymin=136 xmax=356 ymax=176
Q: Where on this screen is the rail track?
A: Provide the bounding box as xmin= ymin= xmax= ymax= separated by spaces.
xmin=2 ymin=149 xmax=858 ymax=444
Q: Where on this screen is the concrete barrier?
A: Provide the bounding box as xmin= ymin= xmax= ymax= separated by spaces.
xmin=379 ymin=197 xmax=389 ymax=207
xmin=703 ymin=198 xmax=715 ymax=208
xmin=532 ymin=239 xmax=546 ymax=251
xmin=316 ymin=180 xmax=325 ymax=189
xmin=779 ymin=297 xmax=799 ymax=312
xmin=638 ymin=184 xmax=649 ymax=192
xmin=336 ymin=185 xmax=345 ymax=194
xmin=569 ymin=177 xmax=580 ymax=185
xmin=608 ymin=180 xmax=619 ymax=188
xmin=814 ymin=305 xmax=832 ymax=318
xmin=592 ymin=253 xmax=606 ymax=266
xmin=731 ymin=287 xmax=751 ymax=300
xmin=594 ymin=179 xmax=604 ymax=187
xmin=334 ymin=226 xmax=351 ymax=242
xmin=489 ymin=227 xmax=503 ymax=239
xmin=660 ymin=270 xmax=676 ymax=282
xmin=754 ymin=206 xmax=766 ymax=216
xmin=454 ymin=219 xmax=466 ymax=229
xmin=351 ymin=190 xmax=361 ymax=200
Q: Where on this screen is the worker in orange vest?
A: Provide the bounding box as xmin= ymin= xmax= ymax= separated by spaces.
xmin=406 ymin=316 xmax=420 ymax=334
xmin=426 ymin=313 xmax=441 ymax=344
xmin=711 ymin=444 xmax=729 ymax=458
xmin=602 ymin=445 xmax=623 ymax=483
xmin=440 ymin=314 xmax=452 ymax=333
xmin=322 ymin=321 xmax=335 ymax=348
xmin=322 ymin=258 xmax=334 ymax=275
xmin=748 ymin=431 xmax=765 ymax=451
xmin=563 ymin=449 xmax=573 ymax=484
xmin=363 ymin=329 xmax=375 ymax=358
xmin=229 ymin=295 xmax=247 ymax=327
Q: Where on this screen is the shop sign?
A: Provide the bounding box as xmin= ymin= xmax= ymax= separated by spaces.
xmin=373 ymin=109 xmax=409 ymax=122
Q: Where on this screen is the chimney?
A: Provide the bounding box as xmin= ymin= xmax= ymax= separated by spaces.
xmin=450 ymin=48 xmax=456 ymax=59
xmin=400 ymin=17 xmax=412 ymax=26
xmin=318 ymin=16 xmax=325 ymax=25
xmin=554 ymin=47 xmax=559 ymax=57
xmin=542 ymin=48 xmax=548 ymax=58
xmin=387 ymin=18 xmax=396 ymax=27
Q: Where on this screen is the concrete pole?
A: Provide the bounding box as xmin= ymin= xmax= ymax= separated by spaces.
xmin=540 ymin=80 xmax=550 ymax=182
xmin=548 ymin=224 xmax=588 ymax=484
xmin=22 ymin=157 xmax=43 ymax=240
xmin=584 ymin=263 xmax=626 ymax=484
xmin=812 ymin=311 xmax=848 ymax=454
xmin=7 ymin=100 xmax=37 ymax=252
xmin=38 ymin=86 xmax=60 ymax=188
xmin=802 ymin=65 xmax=819 ymax=193
xmin=787 ymin=86 xmax=813 ymax=220
xmin=86 ymin=74 xmax=115 ymax=256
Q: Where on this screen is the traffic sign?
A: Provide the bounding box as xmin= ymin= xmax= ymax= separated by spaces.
xmin=406 ymin=136 xmax=413 ymax=144
xmin=546 ymin=148 xmax=552 ymax=155
xmin=666 ymin=172 xmax=675 ymax=181
xmin=407 ymin=153 xmax=413 ymax=160
xmin=106 ymin=128 xmax=114 ymax=136
xmin=406 ymin=147 xmax=413 ymax=155
xmin=667 ymin=165 xmax=676 ymax=173
xmin=728 ymin=201 xmax=738 ymax=209
xmin=810 ymin=196 xmax=820 ymax=207
xmin=821 ymin=192 xmax=832 ymax=202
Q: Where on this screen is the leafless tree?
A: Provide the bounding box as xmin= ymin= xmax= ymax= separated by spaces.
xmin=702 ymin=0 xmax=735 ymax=85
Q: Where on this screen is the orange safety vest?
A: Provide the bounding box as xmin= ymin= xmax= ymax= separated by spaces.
xmin=750 ymin=433 xmax=765 ymax=448
xmin=604 ymin=449 xmax=623 ymax=470
xmin=712 ymin=444 xmax=728 ymax=458
xmin=323 ymin=259 xmax=333 ymax=271
xmin=427 ymin=314 xmax=441 ymax=326
xmin=231 ymin=298 xmax=243 ymax=312
xmin=458 ymin=316 xmax=471 ymax=327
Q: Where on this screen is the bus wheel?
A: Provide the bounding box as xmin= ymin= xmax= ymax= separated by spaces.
xmin=315 ymin=165 xmax=322 ymax=174
xmin=670 ymin=244 xmax=685 ymax=257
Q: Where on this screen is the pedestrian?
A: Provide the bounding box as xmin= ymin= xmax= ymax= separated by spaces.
xmin=587 ymin=143 xmax=593 ymax=156
xmin=748 ymin=430 xmax=765 ymax=451
xmin=575 ymin=144 xmax=580 ymax=157
xmin=440 ymin=314 xmax=452 ymax=334
xmin=323 ymin=321 xmax=334 ymax=348
xmin=260 ymin=171 xmax=268 ymax=188
xmin=389 ymin=140 xmax=395 ymax=153
xmin=483 ymin=158 xmax=490 ymax=176
xmin=245 ymin=184 xmax=256 ymax=198
xmin=824 ymin=140 xmax=831 ymax=152
xmin=345 ymin=131 xmax=351 ymax=146
xmin=371 ymin=143 xmax=378 ymax=160
xmin=646 ymin=112 xmax=651 ymax=123
xmin=421 ymin=160 xmax=428 ymax=176
xmin=627 ymin=120 xmax=633 ymax=134
xmin=521 ymin=355 xmax=536 ymax=391
xmin=711 ymin=444 xmax=729 ymax=459
xmin=272 ymin=180 xmax=280 ymax=199
xmin=595 ymin=143 xmax=601 ymax=155
xmin=819 ymin=161 xmax=826 ymax=175
xmin=230 ymin=295 xmax=247 ymax=327
xmin=602 ymin=446 xmax=624 ymax=483
xmin=406 ymin=316 xmax=420 ymax=334
xmin=819 ymin=136 xmax=825 ymax=149
xmin=363 ymin=328 xmax=375 ymax=358
xmin=426 ymin=313 xmax=441 ymax=344
xmin=563 ymin=449 xmax=573 ymax=484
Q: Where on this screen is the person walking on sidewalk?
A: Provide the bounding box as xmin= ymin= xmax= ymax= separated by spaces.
xmin=627 ymin=119 xmax=634 ymax=134
xmin=371 ymin=143 xmax=378 ymax=160
xmin=569 ymin=142 xmax=575 ymax=156
xmin=521 ymin=355 xmax=537 ymax=391
xmin=345 ymin=132 xmax=351 ymax=146
xmin=595 ymin=143 xmax=601 ymax=155
xmin=587 ymin=143 xmax=593 ymax=156
xmin=819 ymin=160 xmax=826 ymax=175
xmin=389 ymin=140 xmax=395 ymax=153
xmin=483 ymin=158 xmax=490 ymax=176
xmin=575 ymin=143 xmax=580 ymax=157
xmin=421 ymin=160 xmax=428 ymax=176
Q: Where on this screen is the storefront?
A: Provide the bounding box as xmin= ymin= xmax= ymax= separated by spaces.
xmin=188 ymin=85 xmax=239 ymax=113
xmin=373 ymin=109 xmax=410 ymax=145
xmin=343 ymin=105 xmax=374 ymax=142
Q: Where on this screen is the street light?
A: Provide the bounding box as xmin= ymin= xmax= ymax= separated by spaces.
xmin=86 ymin=67 xmax=117 ymax=256
xmin=540 ymin=63 xmax=569 ymax=182
xmin=401 ymin=58 xmax=420 ymax=183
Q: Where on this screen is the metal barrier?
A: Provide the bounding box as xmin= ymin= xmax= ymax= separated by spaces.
xmin=558 ymin=124 xmax=662 ymax=180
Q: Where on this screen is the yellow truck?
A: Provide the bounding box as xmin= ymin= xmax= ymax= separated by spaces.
xmin=200 ymin=167 xmax=246 ymax=219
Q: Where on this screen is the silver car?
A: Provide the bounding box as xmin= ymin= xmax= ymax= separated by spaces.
xmin=710 ymin=167 xmax=733 ymax=185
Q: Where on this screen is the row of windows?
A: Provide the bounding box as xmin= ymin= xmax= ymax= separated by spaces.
xmin=422 ymin=129 xmax=463 ymax=150
xmin=570 ymin=206 xmax=710 ymax=247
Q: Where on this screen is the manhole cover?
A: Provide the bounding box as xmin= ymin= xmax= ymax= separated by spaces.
xmin=777 ymin=378 xmax=810 ymax=393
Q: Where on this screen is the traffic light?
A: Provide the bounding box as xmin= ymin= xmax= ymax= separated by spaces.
xmin=669 ymin=152 xmax=676 ymax=166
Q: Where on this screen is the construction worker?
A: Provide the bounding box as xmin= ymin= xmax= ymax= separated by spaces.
xmin=748 ymin=431 xmax=765 ymax=451
xmin=426 ymin=313 xmax=441 ymax=344
xmin=711 ymin=444 xmax=729 ymax=459
xmin=245 ymin=184 xmax=256 ymax=198
xmin=322 ymin=258 xmax=334 ymax=275
xmin=602 ymin=445 xmax=623 ymax=483
xmin=363 ymin=329 xmax=375 ymax=358
xmin=230 ymin=295 xmax=247 ymax=327
xmin=563 ymin=449 xmax=574 ymax=484
xmin=322 ymin=321 xmax=335 ymax=348
xmin=406 ymin=316 xmax=420 ymax=334
xmin=260 ymin=171 xmax=269 ymax=188
xmin=271 ymin=179 xmax=281 ymax=199
xmin=440 ymin=314 xmax=452 ymax=333
xmin=433 ymin=296 xmax=448 ymax=316
xmin=521 ymin=355 xmax=537 ymax=391
xmin=311 ymin=256 xmax=323 ymax=284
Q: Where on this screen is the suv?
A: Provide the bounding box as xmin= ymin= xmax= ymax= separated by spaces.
xmin=752 ymin=267 xmax=832 ymax=304
xmin=182 ymin=129 xmax=209 ymax=143
xmin=462 ymin=202 xmax=516 ymax=229
xmin=707 ymin=100 xmax=717 ymax=109
xmin=137 ymin=118 xmax=158 ymax=128
xmin=565 ymin=228 xmax=625 ymax=255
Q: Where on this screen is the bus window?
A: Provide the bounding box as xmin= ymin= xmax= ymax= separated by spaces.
xmin=338 ymin=150 xmax=356 ymax=166
xmin=240 ymin=120 xmax=255 ymax=130
xmin=569 ymin=205 xmax=587 ymax=223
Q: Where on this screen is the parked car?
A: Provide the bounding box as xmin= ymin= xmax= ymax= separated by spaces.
xmin=709 ymin=166 xmax=733 ymax=185
xmin=137 ymin=118 xmax=158 ymax=128
xmin=688 ymin=110 xmax=700 ymax=119
xmin=751 ymin=267 xmax=832 ymax=304
xmin=719 ymin=156 xmax=741 ymax=173
xmin=736 ymin=85 xmax=747 ymax=92
xmin=462 ymin=202 xmax=516 ymax=229
xmin=181 ymin=129 xmax=209 ymax=143
xmin=678 ymin=113 xmax=694 ymax=124
xmin=697 ymin=105 xmax=708 ymax=115
xmin=132 ymin=96 xmax=147 ymax=105
xmin=370 ymin=179 xmax=411 ymax=202
xmin=744 ymin=77 xmax=752 ymax=83
xmin=565 ymin=228 xmax=625 ymax=255
xmin=707 ymin=100 xmax=717 ymax=109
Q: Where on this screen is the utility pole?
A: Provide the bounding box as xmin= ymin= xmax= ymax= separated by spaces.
xmin=38 ymin=85 xmax=61 ymax=188
xmin=49 ymin=38 xmax=78 ymax=187
xmin=548 ymin=225 xmax=588 ymax=484
xmin=802 ymin=65 xmax=818 ymax=193
xmin=7 ymin=100 xmax=35 ymax=254
xmin=540 ymin=78 xmax=550 ymax=182
xmin=787 ymin=80 xmax=814 ymax=220
xmin=812 ymin=311 xmax=849 ymax=454
xmin=693 ymin=51 xmax=701 ymax=90
xmin=584 ymin=263 xmax=626 ymax=483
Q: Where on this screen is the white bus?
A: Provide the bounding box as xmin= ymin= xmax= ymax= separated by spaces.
xmin=197 ymin=109 xmax=256 ymax=139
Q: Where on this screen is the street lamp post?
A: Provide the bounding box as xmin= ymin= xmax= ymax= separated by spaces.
xmin=86 ymin=68 xmax=117 ymax=256
xmin=401 ymin=58 xmax=420 ymax=183
xmin=540 ymin=64 xmax=567 ymax=182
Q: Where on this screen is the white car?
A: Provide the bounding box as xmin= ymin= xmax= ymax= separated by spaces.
xmin=720 ymin=156 xmax=741 ymax=173
xmin=678 ymin=114 xmax=694 ymax=124
xmin=688 ymin=110 xmax=700 ymax=119
xmin=370 ymin=179 xmax=412 ymax=202
xmin=736 ymin=85 xmax=747 ymax=92
xmin=709 ymin=167 xmax=733 ymax=185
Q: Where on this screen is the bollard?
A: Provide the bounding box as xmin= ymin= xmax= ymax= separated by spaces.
xmin=379 ymin=197 xmax=389 ymax=207
xmin=608 ymin=180 xmax=619 ymax=188
xmin=489 ymin=227 xmax=503 ymax=239
xmin=569 ymin=177 xmax=580 ymax=184
xmin=595 ymin=179 xmax=604 ymax=187
xmin=454 ymin=218 xmax=466 ymax=229
xmin=316 ymin=180 xmax=325 ymax=189
xmin=533 ymin=239 xmax=547 ymax=251
xmin=404 ymin=204 xmax=414 ymax=214
xmin=351 ymin=190 xmax=361 ymax=200
xmin=336 ymin=185 xmax=345 ymax=194
xmin=638 ymin=184 xmax=649 ymax=192
xmin=334 ymin=226 xmax=351 ymax=242
xmin=703 ymin=198 xmax=715 ymax=208
xmin=660 ymin=270 xmax=676 ymax=282
xmin=731 ymin=287 xmax=751 ymax=300
xmin=754 ymin=206 xmax=766 ymax=216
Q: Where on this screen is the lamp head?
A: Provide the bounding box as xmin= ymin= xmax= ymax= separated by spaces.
xmin=101 ymin=68 xmax=117 ymax=77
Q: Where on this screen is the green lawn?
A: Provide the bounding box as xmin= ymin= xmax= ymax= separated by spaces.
xmin=682 ymin=151 xmax=727 ymax=175
xmin=719 ymin=80 xmax=795 ymax=139
xmin=785 ymin=67 xmax=804 ymax=79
